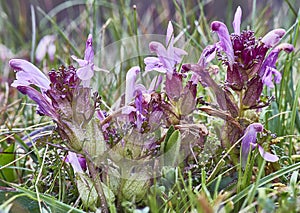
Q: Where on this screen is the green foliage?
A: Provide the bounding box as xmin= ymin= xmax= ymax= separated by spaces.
xmin=0 ymin=0 xmax=299 ymax=212
xmin=0 ymin=144 xmax=17 ymax=183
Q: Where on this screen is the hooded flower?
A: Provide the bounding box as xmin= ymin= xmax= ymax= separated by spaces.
xmin=259 ymin=43 xmax=294 ymax=88
xmin=9 ymin=59 xmax=58 ymax=120
xmin=144 ymin=21 xmax=187 ymax=79
xmin=241 ymin=123 xmax=279 ymax=167
xmin=35 ymin=35 xmax=56 ymax=62
xmin=71 ymin=34 xmax=108 ymax=87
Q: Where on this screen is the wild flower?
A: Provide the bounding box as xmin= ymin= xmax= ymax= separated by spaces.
xmin=71 ymin=34 xmax=108 ymax=87
xmin=241 ymin=123 xmax=279 ymax=167
xmin=183 ymin=6 xmax=292 ymax=164
xmin=144 ymin=21 xmax=187 ymax=79
xmin=10 ymin=35 xmax=106 ymax=157
xmin=66 ymin=151 xmax=87 ymax=173
xmin=211 ymin=6 xmax=293 ymax=97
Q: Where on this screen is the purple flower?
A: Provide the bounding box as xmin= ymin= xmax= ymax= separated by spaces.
xmin=144 ymin=21 xmax=187 ymax=79
xmin=10 ymin=59 xmax=51 ymax=91
xmin=210 ymin=6 xmax=292 ymax=91
xmin=9 ymin=59 xmax=58 ymax=120
xmin=211 ymin=21 xmax=234 ymax=67
xmin=123 ymin=66 xmax=164 ymax=132
xmin=259 ymin=43 xmax=294 ymax=88
xmin=66 ymin=151 xmax=87 ymax=173
xmin=241 ymin=123 xmax=279 ymax=167
xmin=125 ymin=66 xmax=141 ymax=105
xmin=72 ymin=34 xmax=108 ymax=87
xmin=197 ymin=44 xmax=216 ymax=68
xmin=35 ymin=35 xmax=56 ymax=62
xmin=261 ymin=29 xmax=286 ymax=48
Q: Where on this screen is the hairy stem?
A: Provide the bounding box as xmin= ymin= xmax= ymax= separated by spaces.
xmin=86 ymin=157 xmax=108 ymax=213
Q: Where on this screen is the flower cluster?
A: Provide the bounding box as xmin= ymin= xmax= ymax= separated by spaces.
xmin=184 ymin=6 xmax=293 ymax=163
xmin=10 ymin=36 xmax=109 ymax=166
xmin=9 ymin=7 xmax=293 ymax=207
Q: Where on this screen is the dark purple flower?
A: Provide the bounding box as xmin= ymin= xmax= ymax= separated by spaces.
xmin=211 ymin=6 xmax=292 ymax=91
xmin=241 ymin=123 xmax=279 ymax=167
xmin=144 ymin=21 xmax=187 ymax=79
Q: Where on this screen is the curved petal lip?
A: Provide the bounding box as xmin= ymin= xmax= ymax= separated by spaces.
xmin=9 ymin=59 xmax=51 ymax=90
xmin=258 ymin=145 xmax=279 ymax=162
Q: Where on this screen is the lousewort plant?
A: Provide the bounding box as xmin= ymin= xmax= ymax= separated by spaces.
xmin=8 ymin=5 xmax=295 ymax=212
xmin=183 ymin=6 xmax=293 ymax=164
xmin=10 ymin=27 xmax=208 ymax=211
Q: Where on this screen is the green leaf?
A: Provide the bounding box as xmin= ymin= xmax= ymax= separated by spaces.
xmin=0 ymin=191 xmax=39 ymax=213
xmin=0 ymin=144 xmax=16 ymax=183
xmin=0 ymin=180 xmax=84 ymax=213
xmin=229 ymin=162 xmax=300 ymax=205
xmin=163 ymin=130 xmax=181 ymax=167
xmin=160 ymin=125 xmax=175 ymax=153
xmin=76 ymin=173 xmax=98 ymax=211
xmin=122 ymin=171 xmax=150 ymax=202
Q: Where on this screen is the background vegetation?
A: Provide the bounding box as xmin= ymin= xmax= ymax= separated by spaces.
xmin=0 ymin=0 xmax=299 ymax=212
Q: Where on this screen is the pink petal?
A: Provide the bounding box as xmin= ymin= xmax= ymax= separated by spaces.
xmin=258 ymin=145 xmax=279 ymax=162
xmin=232 ymin=6 xmax=242 ymax=35
xmin=125 ymin=66 xmax=140 ymax=105
xmin=166 ymin=21 xmax=174 ymax=47
xmin=76 ymin=65 xmax=94 ymax=80
xmin=71 ymin=55 xmax=88 ymax=67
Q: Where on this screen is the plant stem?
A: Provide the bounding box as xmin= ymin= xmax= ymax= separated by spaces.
xmin=238 ymin=90 xmax=244 ymax=118
xmin=86 ymin=157 xmax=108 ymax=213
